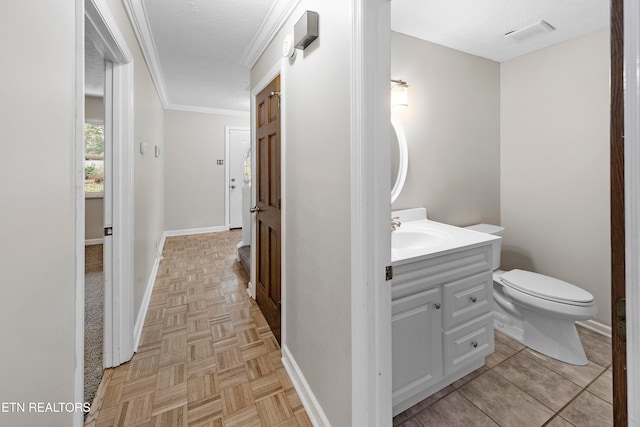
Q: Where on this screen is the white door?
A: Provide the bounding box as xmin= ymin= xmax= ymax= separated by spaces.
xmin=227 ymin=127 xmax=250 ymax=229
xmin=102 ymin=60 xmax=114 ymax=367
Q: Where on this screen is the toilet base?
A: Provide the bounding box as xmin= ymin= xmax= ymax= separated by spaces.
xmin=493 ymin=307 xmax=588 ymax=365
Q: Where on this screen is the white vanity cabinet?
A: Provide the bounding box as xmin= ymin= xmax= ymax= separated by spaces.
xmin=392 ymin=244 xmax=495 ymax=416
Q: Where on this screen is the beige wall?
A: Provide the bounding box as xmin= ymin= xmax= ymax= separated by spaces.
xmin=164 ymin=110 xmax=248 ymax=230
xmin=501 ymin=29 xmax=611 ymax=325
xmin=251 ymin=2 xmax=353 ymax=424
xmin=391 ymin=32 xmax=501 ymax=226
xmin=0 ymin=1 xmax=77 ymax=425
xmin=85 ymin=197 xmax=104 ymax=241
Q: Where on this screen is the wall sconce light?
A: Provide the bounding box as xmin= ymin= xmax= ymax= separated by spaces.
xmin=391 ymin=79 xmax=409 ymax=107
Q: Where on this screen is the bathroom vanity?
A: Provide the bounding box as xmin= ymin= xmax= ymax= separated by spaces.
xmin=391 ymin=208 xmax=498 ymax=415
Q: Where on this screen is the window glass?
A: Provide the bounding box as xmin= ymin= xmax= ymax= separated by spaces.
xmin=84 ymin=123 xmax=104 ymax=193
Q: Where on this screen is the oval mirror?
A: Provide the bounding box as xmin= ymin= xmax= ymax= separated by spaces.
xmin=391 ymin=118 xmax=408 ymax=203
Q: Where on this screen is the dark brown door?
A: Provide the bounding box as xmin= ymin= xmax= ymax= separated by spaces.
xmin=255 ymin=76 xmax=282 ymax=344
xmin=610 ymin=0 xmax=627 ymax=425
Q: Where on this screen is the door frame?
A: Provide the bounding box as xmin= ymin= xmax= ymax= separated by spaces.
xmin=85 ymin=0 xmax=135 ymax=369
xmin=351 ymin=1 xmax=392 ymax=425
xmin=75 ymin=1 xmax=135 ymax=423
xmin=249 ymin=61 xmax=283 ymax=303
xmin=622 ymin=0 xmax=640 ymax=424
xmin=225 ymin=125 xmax=251 ymax=229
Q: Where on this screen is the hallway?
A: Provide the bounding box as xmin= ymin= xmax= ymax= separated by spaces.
xmin=86 ymin=230 xmax=311 ymax=426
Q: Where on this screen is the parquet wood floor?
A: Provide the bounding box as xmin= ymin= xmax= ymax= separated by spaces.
xmin=86 ymin=230 xmax=311 ymax=427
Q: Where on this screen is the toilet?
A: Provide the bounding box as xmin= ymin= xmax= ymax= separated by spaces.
xmin=465 ymin=224 xmax=596 ymax=366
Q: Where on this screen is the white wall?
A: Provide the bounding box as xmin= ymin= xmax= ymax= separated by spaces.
xmin=164 ymin=110 xmax=249 ymax=231
xmin=391 ymin=32 xmax=501 ymax=226
xmin=501 ymin=29 xmax=611 ymax=325
xmin=0 ymin=1 xmax=77 ymax=425
xmin=251 ymin=2 xmax=353 ymax=424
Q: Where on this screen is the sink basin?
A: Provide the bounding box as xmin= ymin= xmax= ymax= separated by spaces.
xmin=392 ymin=230 xmax=449 ymax=251
xmin=391 ymin=209 xmax=500 ymax=263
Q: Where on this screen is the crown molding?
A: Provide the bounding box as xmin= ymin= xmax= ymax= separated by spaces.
xmin=240 ymin=0 xmax=301 ymax=69
xmin=122 ymin=0 xmax=170 ymax=107
xmin=165 ymin=103 xmax=250 ymax=117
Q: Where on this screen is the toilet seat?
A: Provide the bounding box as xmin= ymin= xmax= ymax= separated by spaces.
xmin=500 ymin=269 xmax=594 ymax=307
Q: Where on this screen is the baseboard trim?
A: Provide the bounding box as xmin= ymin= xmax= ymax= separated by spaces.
xmin=164 ymin=225 xmax=229 ymax=237
xmin=247 ymin=281 xmax=256 ymax=299
xmin=133 ymin=249 xmax=162 ymax=353
xmin=281 ymin=345 xmax=331 ymax=427
xmin=85 ymin=238 xmax=104 ymax=246
xmin=576 ymin=319 xmax=612 ymax=338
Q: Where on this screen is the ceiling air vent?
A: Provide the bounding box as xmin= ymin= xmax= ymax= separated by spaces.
xmin=504 ymin=20 xmax=556 ymax=42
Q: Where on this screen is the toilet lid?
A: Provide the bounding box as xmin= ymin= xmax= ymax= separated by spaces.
xmin=500 ymin=269 xmax=594 ymax=304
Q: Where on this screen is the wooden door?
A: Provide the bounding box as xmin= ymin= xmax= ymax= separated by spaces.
xmin=610 ymin=0 xmax=627 ymax=425
xmin=255 ymin=76 xmax=282 ymax=343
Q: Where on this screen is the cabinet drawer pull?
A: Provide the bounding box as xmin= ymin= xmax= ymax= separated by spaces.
xmin=471 ymin=341 xmax=479 ymax=348
xmin=434 ymin=303 xmax=441 ymax=310
xmin=469 ymin=296 xmax=477 ymax=303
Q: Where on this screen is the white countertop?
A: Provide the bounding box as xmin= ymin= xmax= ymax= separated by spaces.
xmin=391 ymin=208 xmax=500 ymax=265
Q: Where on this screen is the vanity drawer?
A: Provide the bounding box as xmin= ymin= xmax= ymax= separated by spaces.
xmin=392 ymin=245 xmax=492 ymax=300
xmin=443 ymin=271 xmax=493 ymax=330
xmin=443 ymin=313 xmax=494 ymax=376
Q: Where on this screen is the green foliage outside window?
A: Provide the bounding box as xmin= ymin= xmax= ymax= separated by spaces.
xmin=85 ymin=123 xmax=105 ymax=193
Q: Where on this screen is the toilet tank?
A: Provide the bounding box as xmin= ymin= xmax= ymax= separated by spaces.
xmin=465 ymin=223 xmax=504 ymax=270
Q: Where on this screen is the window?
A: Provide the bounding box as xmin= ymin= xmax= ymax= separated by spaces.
xmin=84 ymin=122 xmax=104 ymax=194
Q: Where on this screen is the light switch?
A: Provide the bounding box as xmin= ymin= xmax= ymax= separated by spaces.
xmin=140 ymin=142 xmax=148 ymax=155
xmin=155 ymin=145 xmax=160 ymax=157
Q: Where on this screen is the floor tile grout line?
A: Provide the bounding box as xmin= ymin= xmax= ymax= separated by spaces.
xmin=455 ymin=378 xmax=506 ymax=427
xmin=458 ymin=344 xmax=611 ymax=427
xmin=491 ymin=346 xmax=612 ymax=423
xmin=518 ymin=347 xmax=608 ymax=388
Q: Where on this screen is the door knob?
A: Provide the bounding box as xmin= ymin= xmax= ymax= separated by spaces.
xmin=250 ymin=206 xmax=262 ymax=213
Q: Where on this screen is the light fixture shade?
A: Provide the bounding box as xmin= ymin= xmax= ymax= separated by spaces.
xmin=391 ymin=81 xmax=409 ymax=107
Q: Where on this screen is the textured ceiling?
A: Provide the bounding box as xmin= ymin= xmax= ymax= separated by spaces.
xmin=119 ymin=0 xmax=609 ymax=111
xmin=142 ymin=0 xmax=276 ymax=112
xmin=391 ymin=0 xmax=610 ymax=62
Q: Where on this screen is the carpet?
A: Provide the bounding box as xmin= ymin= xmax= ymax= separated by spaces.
xmin=238 ymin=245 xmax=250 ymax=276
xmin=84 ymin=245 xmax=103 ymax=407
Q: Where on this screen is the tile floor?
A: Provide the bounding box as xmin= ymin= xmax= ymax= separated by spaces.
xmin=85 ymin=230 xmax=311 ymax=426
xmin=394 ymin=326 xmax=613 ymax=427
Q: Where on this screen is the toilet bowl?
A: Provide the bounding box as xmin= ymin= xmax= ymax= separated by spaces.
xmin=465 ymin=224 xmax=596 ymax=366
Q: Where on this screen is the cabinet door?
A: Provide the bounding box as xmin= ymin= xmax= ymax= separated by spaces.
xmin=392 ymin=287 xmax=443 ymax=407
xmin=443 ymin=312 xmax=494 ymax=376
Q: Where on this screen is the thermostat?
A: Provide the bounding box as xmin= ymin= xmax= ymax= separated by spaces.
xmin=283 ymin=34 xmax=295 ymax=59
